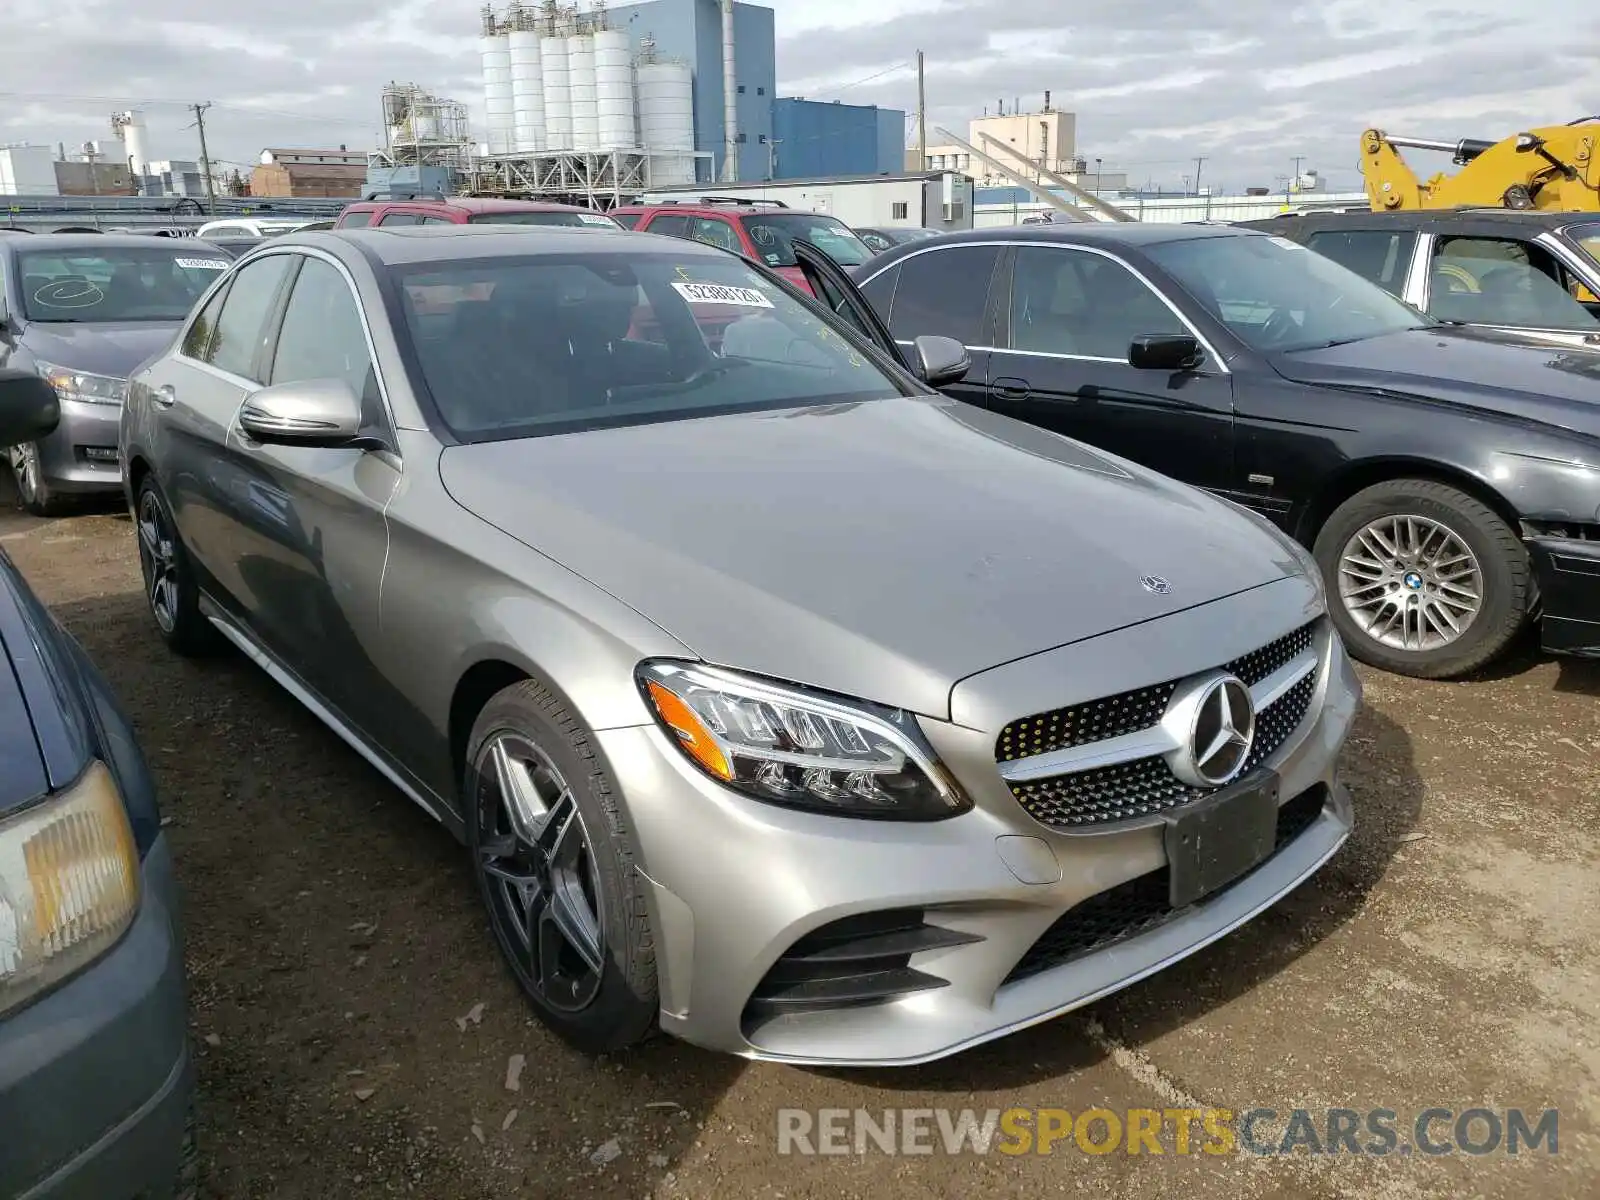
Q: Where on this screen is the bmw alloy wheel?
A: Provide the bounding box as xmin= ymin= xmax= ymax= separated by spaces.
xmin=473 ymin=731 xmax=606 ymax=1013
xmin=136 ymin=489 xmax=180 ymax=634
xmin=1337 ymin=514 xmax=1483 ymax=651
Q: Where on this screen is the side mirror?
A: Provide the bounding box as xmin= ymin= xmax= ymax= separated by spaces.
xmin=1129 ymin=334 xmax=1203 ymax=372
xmin=238 ymin=379 xmax=364 ymax=447
xmin=0 ymin=368 xmax=61 ymax=449
xmin=912 ymin=335 xmax=971 ymax=387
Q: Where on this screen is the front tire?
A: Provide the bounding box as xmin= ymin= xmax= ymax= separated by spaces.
xmin=9 ymin=443 xmax=69 ymax=517
xmin=464 ymin=678 xmax=658 ymax=1055
xmin=134 ymin=477 xmax=221 ymax=657
xmin=1313 ymin=478 xmax=1530 ymax=678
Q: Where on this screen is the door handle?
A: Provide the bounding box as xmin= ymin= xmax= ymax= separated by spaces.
xmin=152 ymin=384 xmax=177 ymax=409
xmin=992 ymin=377 xmax=1033 ymax=401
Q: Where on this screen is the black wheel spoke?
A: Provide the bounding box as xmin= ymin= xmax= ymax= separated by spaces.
xmin=547 ymin=873 xmax=604 ymax=976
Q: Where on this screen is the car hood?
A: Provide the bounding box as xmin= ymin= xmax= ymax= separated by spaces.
xmin=1272 ymin=326 xmax=1600 ymax=437
xmin=22 ymin=320 xmax=183 ymax=378
xmin=438 ymin=398 xmax=1303 ymax=718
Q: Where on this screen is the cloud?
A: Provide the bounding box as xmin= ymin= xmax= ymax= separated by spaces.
xmin=0 ymin=0 xmax=1595 ymax=193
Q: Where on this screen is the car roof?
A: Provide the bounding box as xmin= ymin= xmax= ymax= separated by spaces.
xmin=611 ymin=203 xmax=789 ymax=219
xmin=918 ymin=222 xmax=1252 ymax=249
xmin=281 ymin=223 xmax=736 ymax=267
xmin=3 ymin=232 xmax=219 ymax=253
xmin=348 ymin=197 xmax=588 ymax=214
xmin=1247 ymin=208 xmax=1591 ymax=231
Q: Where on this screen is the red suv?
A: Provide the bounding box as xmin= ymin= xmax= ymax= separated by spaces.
xmin=609 ymin=200 xmax=874 ymax=291
xmin=335 ymin=196 xmax=622 ymax=230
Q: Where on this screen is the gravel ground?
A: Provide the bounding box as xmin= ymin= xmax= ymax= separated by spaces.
xmin=3 ymin=487 xmax=1596 ymax=1199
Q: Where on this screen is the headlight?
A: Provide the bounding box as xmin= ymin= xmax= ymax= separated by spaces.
xmin=0 ymin=761 xmax=141 ymax=1017
xmin=36 ymin=361 xmax=128 ymax=407
xmin=637 ymin=661 xmax=970 ymax=821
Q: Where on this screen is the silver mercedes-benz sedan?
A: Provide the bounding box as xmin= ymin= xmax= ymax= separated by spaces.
xmin=120 ymin=224 xmax=1360 ymax=1066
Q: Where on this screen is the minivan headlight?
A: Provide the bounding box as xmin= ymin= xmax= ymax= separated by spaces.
xmin=0 ymin=761 xmax=141 ymax=1017
xmin=36 ymin=361 xmax=128 ymax=407
xmin=638 ymin=661 xmax=970 ymax=821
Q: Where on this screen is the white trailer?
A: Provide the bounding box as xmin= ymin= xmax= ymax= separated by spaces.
xmin=638 ymin=171 xmax=974 ymax=232
xmin=0 ymin=145 xmax=60 ymax=196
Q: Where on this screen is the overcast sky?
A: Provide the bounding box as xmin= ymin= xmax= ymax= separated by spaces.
xmin=4 ymin=0 xmax=1596 ymax=193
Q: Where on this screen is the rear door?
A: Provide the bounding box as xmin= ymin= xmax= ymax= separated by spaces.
xmin=639 ymin=212 xmax=692 ymax=240
xmin=1299 ymin=226 xmax=1420 ymax=300
xmin=984 ymin=243 xmax=1235 ymax=492
xmin=853 ymin=243 xmax=1002 ymax=409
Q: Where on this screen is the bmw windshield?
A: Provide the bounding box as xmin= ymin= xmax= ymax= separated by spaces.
xmin=1147 ymin=232 xmax=1432 ymax=353
xmin=395 ymin=251 xmax=911 ymax=440
xmin=17 ymin=246 xmax=231 ymax=322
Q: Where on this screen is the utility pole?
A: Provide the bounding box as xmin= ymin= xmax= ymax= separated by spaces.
xmin=1193 ymin=156 xmax=1206 ymax=196
xmin=1289 ymin=155 xmax=1304 ymax=199
xmin=915 ymin=50 xmax=926 ymax=171
xmin=766 ymin=138 xmax=782 ymax=181
xmin=191 ymin=102 xmax=217 ymax=215
xmin=81 ymin=142 xmax=104 ymax=229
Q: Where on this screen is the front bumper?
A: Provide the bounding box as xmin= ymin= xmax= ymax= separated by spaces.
xmin=601 ymin=587 xmax=1361 ymax=1066
xmin=0 ymin=834 xmax=193 ymax=1200
xmin=1529 ymin=536 xmax=1600 ymax=656
xmin=33 ymin=399 xmax=125 ymax=496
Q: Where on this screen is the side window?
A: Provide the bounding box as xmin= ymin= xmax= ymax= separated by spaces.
xmin=269 ymin=258 xmax=380 ymax=422
xmin=611 ymin=213 xmax=641 ymax=230
xmin=181 ymin=281 xmax=229 ymax=361
xmin=207 ymin=254 xmax=293 ymax=380
xmin=378 ymin=211 xmax=421 ymax=227
xmin=858 ymin=263 xmax=900 ymax=321
xmin=689 ymin=217 xmax=739 ymax=252
xmin=340 ymin=210 xmax=374 ymax=228
xmin=1305 ymin=229 xmax=1417 ymax=295
xmin=888 ymin=246 xmax=1001 ymax=346
xmin=420 ymin=215 xmax=456 ymax=225
xmin=1428 ymin=236 xmax=1600 ymax=331
xmin=645 ymin=214 xmax=691 ymax=238
xmin=1007 ymin=246 xmax=1184 ymax=359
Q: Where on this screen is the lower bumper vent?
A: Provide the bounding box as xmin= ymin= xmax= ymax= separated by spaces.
xmin=743 ymin=909 xmax=982 ymax=1026
xmin=1003 ymin=786 xmax=1329 ymax=986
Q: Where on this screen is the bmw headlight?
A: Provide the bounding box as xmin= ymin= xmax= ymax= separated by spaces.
xmin=637 ymin=661 xmax=970 ymax=821
xmin=0 ymin=761 xmax=141 ymax=1017
xmin=36 ymin=361 xmax=128 ymax=407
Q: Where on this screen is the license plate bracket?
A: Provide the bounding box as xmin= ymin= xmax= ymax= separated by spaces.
xmin=1163 ymin=772 xmax=1281 ymax=909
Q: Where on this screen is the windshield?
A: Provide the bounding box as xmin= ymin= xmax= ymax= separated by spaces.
xmin=468 ymin=211 xmax=621 ymax=228
xmin=18 ymin=246 xmax=231 ymax=322
xmin=395 ymin=252 xmax=909 ymax=440
xmin=743 ymin=213 xmax=873 ymax=268
xmin=1146 ymin=233 xmax=1430 ymax=353
xmin=891 ymin=228 xmax=939 ymax=243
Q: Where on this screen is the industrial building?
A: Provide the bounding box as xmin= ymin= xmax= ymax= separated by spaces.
xmin=251 ymin=147 xmax=368 ymax=197
xmin=466 ymin=0 xmax=905 ymax=204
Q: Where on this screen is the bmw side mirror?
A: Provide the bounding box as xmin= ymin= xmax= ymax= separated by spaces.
xmin=238 ymin=379 xmax=365 ymax=448
xmin=0 ymin=368 xmax=60 ymax=449
xmin=1129 ymin=334 xmax=1203 ymax=372
xmin=912 ymin=335 xmax=971 ymax=387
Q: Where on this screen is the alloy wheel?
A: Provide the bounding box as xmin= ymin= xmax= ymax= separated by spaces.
xmin=473 ymin=731 xmax=606 ymax=1013
xmin=10 ymin=444 xmax=39 ymax=503
xmin=136 ymin=490 xmax=180 ymax=634
xmin=1337 ymin=514 xmax=1483 ymax=652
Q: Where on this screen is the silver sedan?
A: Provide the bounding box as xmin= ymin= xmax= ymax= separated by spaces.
xmin=120 ymin=224 xmax=1360 ymax=1065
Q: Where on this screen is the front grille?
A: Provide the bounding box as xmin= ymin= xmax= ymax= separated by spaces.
xmin=1004 ymin=785 xmax=1329 ymax=985
xmin=742 ymin=909 xmax=982 ymax=1030
xmin=1000 ymin=621 xmax=1319 ymax=829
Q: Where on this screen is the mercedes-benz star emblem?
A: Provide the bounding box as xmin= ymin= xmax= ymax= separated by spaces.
xmin=1186 ymin=675 xmax=1256 ymax=786
xmin=1140 ymin=574 xmax=1171 ymax=595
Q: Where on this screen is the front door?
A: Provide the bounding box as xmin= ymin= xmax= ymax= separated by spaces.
xmin=791 ymin=240 xmax=913 ymax=372
xmin=983 ymin=243 xmax=1235 ymax=492
xmin=1418 ymin=232 xmax=1600 ymax=348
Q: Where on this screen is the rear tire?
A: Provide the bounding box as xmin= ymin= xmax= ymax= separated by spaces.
xmin=464 ymin=678 xmax=658 ymax=1055
xmin=1313 ymin=478 xmax=1529 ymax=678
xmin=134 ymin=477 xmax=221 ymax=657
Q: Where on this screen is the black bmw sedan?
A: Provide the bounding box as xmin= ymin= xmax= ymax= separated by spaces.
xmin=847 ymin=222 xmax=1600 ymax=679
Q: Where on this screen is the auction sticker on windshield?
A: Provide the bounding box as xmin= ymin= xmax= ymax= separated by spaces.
xmin=672 ymin=281 xmax=774 ymax=308
xmin=176 ymin=258 xmax=230 ymax=270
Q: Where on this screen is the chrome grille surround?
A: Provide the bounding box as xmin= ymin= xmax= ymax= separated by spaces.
xmin=997 ymin=620 xmax=1322 ymax=830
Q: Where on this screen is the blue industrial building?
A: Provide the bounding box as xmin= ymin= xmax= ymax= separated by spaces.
xmin=604 ymin=0 xmax=904 ymax=182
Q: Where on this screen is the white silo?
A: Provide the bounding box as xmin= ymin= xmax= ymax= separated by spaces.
xmin=481 ymin=32 xmax=516 ymax=155
xmin=593 ymin=28 xmax=636 ymax=150
xmin=540 ymin=31 xmax=572 ymax=151
xmin=112 ymin=110 xmax=151 ymax=175
xmin=567 ymin=33 xmax=599 ymax=152
xmin=508 ymin=28 xmax=545 ymax=153
xmin=637 ymin=59 xmax=695 ymax=184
